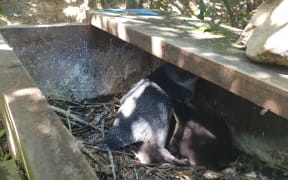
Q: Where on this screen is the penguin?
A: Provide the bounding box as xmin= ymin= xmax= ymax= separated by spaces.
xmin=168 ymin=101 xmax=234 ymax=170
xmin=101 ymin=79 xmax=187 ymax=165
xmin=147 ymin=63 xmax=199 ymax=104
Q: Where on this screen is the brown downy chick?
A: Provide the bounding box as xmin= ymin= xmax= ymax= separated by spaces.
xmin=169 ymin=101 xmax=234 ymax=170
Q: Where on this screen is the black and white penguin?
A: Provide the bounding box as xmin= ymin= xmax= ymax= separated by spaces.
xmin=101 ymin=79 xmax=187 ymax=165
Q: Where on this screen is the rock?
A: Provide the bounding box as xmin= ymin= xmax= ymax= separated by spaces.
xmin=244 ymin=0 xmax=288 ymax=66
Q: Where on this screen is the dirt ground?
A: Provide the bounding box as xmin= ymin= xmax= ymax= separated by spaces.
xmin=0 ymin=0 xmax=94 ymax=25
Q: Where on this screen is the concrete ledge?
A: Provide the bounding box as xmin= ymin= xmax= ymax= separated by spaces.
xmin=0 ymin=34 xmax=97 ymax=179
xmin=90 ymin=11 xmax=288 ymax=120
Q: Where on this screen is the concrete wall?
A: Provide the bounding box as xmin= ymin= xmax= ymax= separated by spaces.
xmin=195 ymin=79 xmax=288 ymax=170
xmin=0 ymin=24 xmax=162 ymax=102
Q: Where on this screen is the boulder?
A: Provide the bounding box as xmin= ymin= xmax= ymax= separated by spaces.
xmin=243 ymin=0 xmax=288 ymax=66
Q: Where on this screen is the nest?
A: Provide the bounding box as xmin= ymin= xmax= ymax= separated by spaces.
xmin=47 ymin=96 xmax=286 ymax=180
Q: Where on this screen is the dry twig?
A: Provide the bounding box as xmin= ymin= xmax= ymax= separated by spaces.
xmin=49 ymin=105 xmax=100 ymax=131
xmin=107 ymin=148 xmax=117 ymax=180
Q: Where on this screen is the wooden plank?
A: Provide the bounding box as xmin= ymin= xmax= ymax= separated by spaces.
xmin=90 ymin=11 xmax=288 ymax=119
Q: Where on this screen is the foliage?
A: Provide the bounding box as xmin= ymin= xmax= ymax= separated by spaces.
xmin=0 ymin=128 xmax=10 ymax=162
xmin=197 ymin=2 xmax=212 ymax=20
xmin=158 ymin=0 xmax=169 ymax=11
xmin=170 ymin=0 xmax=263 ymax=28
xmin=0 ymin=129 xmax=5 ymax=138
xmin=126 ymin=0 xmax=144 ymax=8
xmin=97 ymin=0 xmax=124 ymax=8
xmin=198 ymin=23 xmax=213 ymax=32
xmin=0 ymin=152 xmax=10 ymax=161
xmin=99 ymin=0 xmax=262 ymax=28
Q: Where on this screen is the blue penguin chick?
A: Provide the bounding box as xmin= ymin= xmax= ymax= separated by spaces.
xmin=168 ymin=101 xmax=234 ymax=170
xmin=147 ymin=63 xmax=199 ymax=103
xmin=135 ymin=141 xmax=188 ymax=166
xmin=101 ymin=79 xmax=172 ymax=150
xmin=101 ymin=79 xmax=188 ymax=165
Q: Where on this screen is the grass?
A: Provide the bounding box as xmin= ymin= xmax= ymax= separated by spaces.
xmin=0 ymin=128 xmax=10 ymax=162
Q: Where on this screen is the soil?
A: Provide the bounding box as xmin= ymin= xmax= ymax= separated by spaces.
xmin=0 ymin=0 xmax=92 ymax=25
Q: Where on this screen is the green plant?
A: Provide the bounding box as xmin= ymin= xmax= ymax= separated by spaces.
xmin=0 ymin=128 xmax=10 ymax=162
xmin=197 ymin=3 xmax=212 ymax=20
xmin=0 ymin=129 xmax=5 ymax=138
xmin=0 ymin=152 xmax=10 ymax=161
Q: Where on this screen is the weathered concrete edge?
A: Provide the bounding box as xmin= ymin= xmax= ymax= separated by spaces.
xmin=90 ymin=12 xmax=288 ymax=119
xmin=0 ymin=33 xmax=97 ymax=180
xmin=0 ymin=23 xmax=88 ymax=30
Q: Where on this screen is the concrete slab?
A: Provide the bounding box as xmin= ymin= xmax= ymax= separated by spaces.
xmin=90 ymin=11 xmax=288 ymax=120
xmin=0 ymin=33 xmax=97 ymax=179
